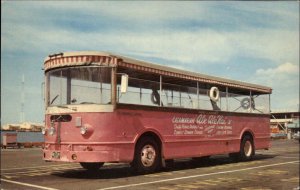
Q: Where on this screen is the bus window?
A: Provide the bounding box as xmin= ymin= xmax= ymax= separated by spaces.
xmin=117 ymin=77 xmax=160 ymax=106
xmin=226 ymin=90 xmax=270 ymax=114
xmin=47 ymin=66 xmax=112 ymax=106
xmin=162 ymin=83 xmax=198 ymax=109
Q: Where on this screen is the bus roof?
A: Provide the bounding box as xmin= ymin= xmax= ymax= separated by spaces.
xmin=44 ymin=51 xmax=272 ymax=94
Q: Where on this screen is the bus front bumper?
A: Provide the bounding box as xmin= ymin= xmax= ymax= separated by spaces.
xmin=42 ymin=144 xmax=134 ymax=163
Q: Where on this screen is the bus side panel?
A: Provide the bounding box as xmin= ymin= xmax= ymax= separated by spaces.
xmin=44 ymin=107 xmax=270 ymax=163
xmin=116 ymin=107 xmax=270 ymax=160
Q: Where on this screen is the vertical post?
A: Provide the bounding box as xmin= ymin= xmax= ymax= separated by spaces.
xmin=117 ymin=86 xmax=120 ymax=103
xmin=140 ymin=88 xmax=142 ymax=104
xmin=160 ymin=75 xmax=162 ymax=107
xmin=220 ymin=91 xmax=222 ymax=110
xmin=45 ymin=74 xmax=50 ymax=108
xmin=269 ymin=94 xmax=271 ymax=113
xmin=179 ymin=90 xmax=181 ymax=107
xmin=197 ymin=82 xmax=199 ymax=109
xmin=59 ymin=71 xmax=62 ymax=105
xmin=66 ymin=70 xmax=71 ymax=104
xmin=111 ymin=67 xmax=117 ymax=107
xmin=171 ymin=90 xmax=173 ymax=105
xmin=100 ymin=67 xmax=103 ymax=104
xmin=226 ymin=87 xmax=228 ymax=111
xmin=249 ymin=90 xmax=252 ymax=113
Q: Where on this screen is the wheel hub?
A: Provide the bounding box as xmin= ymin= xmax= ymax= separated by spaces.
xmin=244 ymin=141 xmax=252 ymax=157
xmin=141 ymin=145 xmax=156 ymax=167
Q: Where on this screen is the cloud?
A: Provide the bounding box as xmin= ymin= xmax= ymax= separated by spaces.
xmin=2 ymin=1 xmax=299 ymax=67
xmin=253 ymin=62 xmax=299 ymax=111
xmin=254 ymin=62 xmax=299 ymax=88
xmin=228 ymin=29 xmax=299 ymax=65
xmin=2 ymin=21 xmax=236 ymax=64
xmin=111 ymin=29 xmax=235 ymax=64
xmin=256 ymin=62 xmax=299 ymax=75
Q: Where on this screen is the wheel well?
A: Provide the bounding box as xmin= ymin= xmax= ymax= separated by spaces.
xmin=242 ymin=131 xmax=254 ymax=140
xmin=136 ymin=132 xmax=162 ymax=151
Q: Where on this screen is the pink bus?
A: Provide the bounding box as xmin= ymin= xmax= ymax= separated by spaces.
xmin=42 ymin=51 xmax=272 ymax=173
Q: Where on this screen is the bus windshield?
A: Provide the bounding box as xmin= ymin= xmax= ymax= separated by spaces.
xmin=46 ymin=66 xmax=112 ymax=106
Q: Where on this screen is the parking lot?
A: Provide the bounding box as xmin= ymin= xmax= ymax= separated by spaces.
xmin=1 ymin=139 xmax=299 ymax=190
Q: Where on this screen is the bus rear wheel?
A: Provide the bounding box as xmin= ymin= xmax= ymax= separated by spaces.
xmin=133 ymin=137 xmax=161 ymax=173
xmin=240 ymin=135 xmax=255 ymax=161
xmin=80 ymin=162 xmax=104 ymax=171
xmin=230 ymin=135 xmax=254 ymax=162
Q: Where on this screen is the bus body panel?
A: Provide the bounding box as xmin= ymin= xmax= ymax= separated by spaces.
xmin=43 ymin=105 xmax=270 ymax=163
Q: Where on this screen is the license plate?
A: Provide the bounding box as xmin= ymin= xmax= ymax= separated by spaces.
xmin=52 ymin=151 xmax=60 ymax=159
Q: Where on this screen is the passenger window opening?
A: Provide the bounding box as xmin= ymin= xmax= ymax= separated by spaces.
xmin=116 ymin=72 xmax=270 ymax=114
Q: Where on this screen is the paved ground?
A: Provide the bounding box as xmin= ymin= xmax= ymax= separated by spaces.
xmin=1 ymin=139 xmax=299 ymax=190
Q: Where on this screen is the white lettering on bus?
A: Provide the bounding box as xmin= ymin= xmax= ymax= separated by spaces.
xmin=196 ymin=114 xmax=207 ymax=124
xmin=207 ymin=115 xmax=226 ymax=125
xmin=172 ymin=114 xmax=233 ymax=136
xmin=172 ymin=117 xmax=195 ymax=124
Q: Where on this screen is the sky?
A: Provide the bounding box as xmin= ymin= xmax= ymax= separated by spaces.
xmin=1 ymin=1 xmax=299 ymax=125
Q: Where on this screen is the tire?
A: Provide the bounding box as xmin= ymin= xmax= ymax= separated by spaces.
xmin=132 ymin=137 xmax=161 ymax=173
xmin=80 ymin=162 xmax=104 ymax=171
xmin=230 ymin=135 xmax=255 ymax=162
xmin=209 ymin=87 xmax=220 ymax=102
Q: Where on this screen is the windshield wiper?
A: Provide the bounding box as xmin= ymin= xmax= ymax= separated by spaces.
xmin=50 ymin=95 xmax=59 ymax=105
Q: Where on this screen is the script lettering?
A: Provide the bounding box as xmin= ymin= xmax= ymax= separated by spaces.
xmin=172 ymin=114 xmax=233 ymax=137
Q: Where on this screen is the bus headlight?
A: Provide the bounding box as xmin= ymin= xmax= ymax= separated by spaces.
xmin=42 ymin=128 xmax=47 ymax=135
xmin=80 ymin=126 xmax=87 ymax=135
xmin=80 ymin=124 xmax=93 ymax=135
xmin=49 ymin=127 xmax=56 ymax=136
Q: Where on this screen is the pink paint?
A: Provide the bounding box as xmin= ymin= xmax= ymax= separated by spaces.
xmin=43 ymin=105 xmax=270 ymax=163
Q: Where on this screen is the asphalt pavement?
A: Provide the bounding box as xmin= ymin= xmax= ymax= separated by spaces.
xmin=1 ymin=139 xmax=299 ymax=190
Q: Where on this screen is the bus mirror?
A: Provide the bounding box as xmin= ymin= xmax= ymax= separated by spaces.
xmin=121 ymin=74 xmax=128 ymax=93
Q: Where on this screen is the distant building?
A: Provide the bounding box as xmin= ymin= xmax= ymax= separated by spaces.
xmin=1 ymin=122 xmax=44 ymax=132
xmin=270 ymin=111 xmax=300 ymax=138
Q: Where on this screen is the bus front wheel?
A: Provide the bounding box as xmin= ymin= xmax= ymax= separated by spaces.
xmin=80 ymin=162 xmax=104 ymax=171
xmin=133 ymin=137 xmax=161 ymax=173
